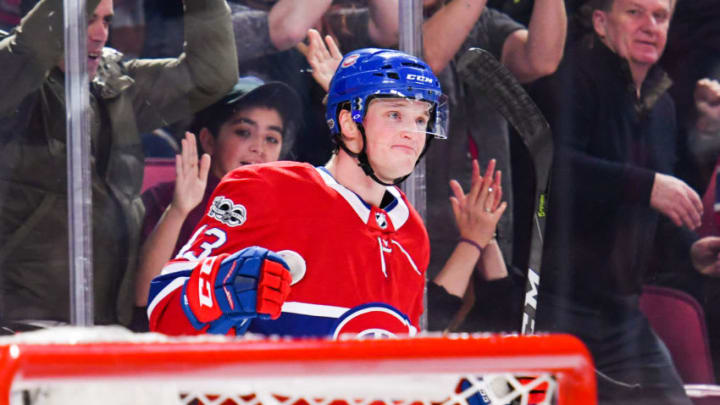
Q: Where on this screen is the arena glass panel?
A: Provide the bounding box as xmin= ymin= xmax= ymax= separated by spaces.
xmin=3 ymin=0 xmax=720 ymax=403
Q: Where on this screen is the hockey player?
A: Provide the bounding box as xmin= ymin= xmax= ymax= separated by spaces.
xmin=148 ymin=48 xmax=449 ymax=337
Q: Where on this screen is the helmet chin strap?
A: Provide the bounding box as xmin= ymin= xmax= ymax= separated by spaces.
xmin=338 ymin=124 xmax=432 ymax=187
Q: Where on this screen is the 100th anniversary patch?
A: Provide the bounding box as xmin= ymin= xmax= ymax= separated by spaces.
xmin=208 ymin=196 xmax=247 ymax=227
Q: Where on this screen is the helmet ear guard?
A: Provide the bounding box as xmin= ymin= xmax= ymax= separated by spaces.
xmin=325 ymin=48 xmax=447 ymax=186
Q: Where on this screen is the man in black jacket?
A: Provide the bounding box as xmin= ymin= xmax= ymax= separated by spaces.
xmin=529 ymin=0 xmax=720 ymax=403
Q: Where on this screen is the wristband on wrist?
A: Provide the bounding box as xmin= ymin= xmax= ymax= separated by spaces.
xmin=458 ymin=237 xmax=485 ymax=254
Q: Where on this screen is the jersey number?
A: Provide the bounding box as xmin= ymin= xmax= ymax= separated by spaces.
xmin=178 ymin=225 xmax=228 ymax=262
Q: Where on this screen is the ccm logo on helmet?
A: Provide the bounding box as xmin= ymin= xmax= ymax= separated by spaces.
xmin=406 ymin=74 xmax=433 ymax=84
xmin=331 ymin=303 xmax=417 ymax=340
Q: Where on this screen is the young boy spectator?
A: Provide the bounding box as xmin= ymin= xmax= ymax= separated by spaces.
xmin=131 ymin=77 xmax=302 ymax=331
xmin=147 ymin=49 xmax=453 ymax=337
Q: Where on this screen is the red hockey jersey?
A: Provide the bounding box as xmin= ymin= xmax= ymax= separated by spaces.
xmin=148 ymin=162 xmax=429 ymax=337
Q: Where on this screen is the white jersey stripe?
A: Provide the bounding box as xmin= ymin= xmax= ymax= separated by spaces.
xmin=281 ymin=301 xmax=349 ymax=318
xmin=386 ymin=187 xmax=410 ymax=229
xmin=161 ymin=260 xmax=198 ymax=275
xmin=147 ymin=277 xmax=188 ymax=317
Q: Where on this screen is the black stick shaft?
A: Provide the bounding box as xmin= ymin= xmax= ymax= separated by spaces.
xmin=457 ymin=48 xmax=553 ymax=335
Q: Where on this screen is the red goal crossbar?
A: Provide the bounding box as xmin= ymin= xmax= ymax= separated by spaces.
xmin=0 ymin=332 xmax=596 ymax=405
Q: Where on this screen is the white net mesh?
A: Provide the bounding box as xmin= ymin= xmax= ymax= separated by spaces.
xmin=0 ymin=327 xmax=595 ymax=405
xmin=11 ymin=374 xmax=554 ymax=405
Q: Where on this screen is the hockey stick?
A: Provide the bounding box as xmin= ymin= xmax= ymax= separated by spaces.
xmin=457 ymin=48 xmax=552 ymax=335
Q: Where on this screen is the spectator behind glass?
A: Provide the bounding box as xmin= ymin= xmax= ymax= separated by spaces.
xmin=12 ymin=0 xmax=146 ymax=58
xmin=660 ymin=0 xmax=720 ymax=195
xmin=231 ymin=0 xmax=399 ymax=167
xmin=418 ymin=0 xmax=566 ymax=332
xmin=666 ymin=16 xmax=720 ymax=377
xmin=132 ymin=77 xmax=302 ymax=331
xmin=141 ymin=0 xmax=397 ymax=60
xmin=483 ymin=0 xmax=587 ymax=28
xmin=138 ymin=0 xmax=398 ymax=167
xmin=0 ymin=0 xmax=237 ymax=330
xmin=527 ymin=0 xmax=720 ymax=403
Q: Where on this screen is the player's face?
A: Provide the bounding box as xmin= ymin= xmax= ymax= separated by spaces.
xmin=209 ymin=107 xmax=284 ymax=178
xmin=58 ymin=0 xmax=113 ymax=79
xmin=362 ymin=98 xmax=430 ymax=183
xmin=593 ymin=0 xmax=671 ymax=70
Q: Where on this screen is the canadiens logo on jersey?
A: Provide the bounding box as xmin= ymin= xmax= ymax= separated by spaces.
xmin=375 ymin=212 xmax=388 ymax=229
xmin=208 ymin=196 xmax=247 ymax=227
xmin=331 ymin=303 xmax=417 ymax=339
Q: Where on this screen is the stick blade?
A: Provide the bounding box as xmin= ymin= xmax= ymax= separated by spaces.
xmin=457 ymin=48 xmax=551 ymax=154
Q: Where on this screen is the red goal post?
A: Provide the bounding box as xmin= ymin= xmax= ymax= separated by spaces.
xmin=0 ymin=329 xmax=596 ymax=405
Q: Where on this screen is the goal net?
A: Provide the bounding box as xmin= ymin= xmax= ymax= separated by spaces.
xmin=0 ymin=327 xmax=596 ymax=405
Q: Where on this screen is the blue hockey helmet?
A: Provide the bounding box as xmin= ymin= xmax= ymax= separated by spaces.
xmin=325 ymin=48 xmax=448 ymax=140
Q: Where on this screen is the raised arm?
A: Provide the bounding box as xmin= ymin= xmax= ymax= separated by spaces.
xmin=654 ymin=78 xmax=720 ymax=230
xmin=135 ymin=132 xmax=210 ymax=307
xmin=422 ymin=0 xmax=488 ymax=74
xmin=267 ymin=0 xmax=333 ymax=51
xmin=500 ymin=0 xmax=566 ymax=83
xmin=0 ymin=0 xmax=101 ymax=114
xmin=126 ymin=0 xmax=238 ymax=133
xmin=367 ymin=0 xmax=399 ymax=47
xmin=433 ymin=159 xmax=508 ymax=297
xmin=297 ymin=28 xmax=342 ymax=92
xmin=687 ymin=78 xmax=720 ymax=186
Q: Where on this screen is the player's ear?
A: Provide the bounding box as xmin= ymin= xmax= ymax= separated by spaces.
xmin=338 ymin=109 xmax=362 ymax=154
xmin=198 ymin=128 xmax=215 ymax=155
xmin=592 ymin=10 xmax=608 ymax=39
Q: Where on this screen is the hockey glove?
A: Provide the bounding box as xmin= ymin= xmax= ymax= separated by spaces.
xmin=182 ymin=246 xmax=292 ymax=334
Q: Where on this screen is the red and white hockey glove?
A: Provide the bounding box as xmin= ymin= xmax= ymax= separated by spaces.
xmin=182 ymin=246 xmax=292 ymax=334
